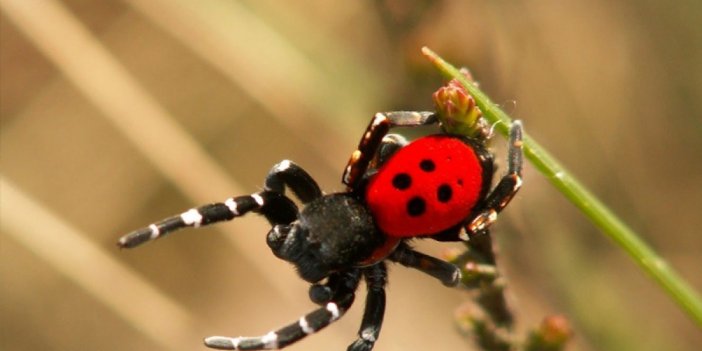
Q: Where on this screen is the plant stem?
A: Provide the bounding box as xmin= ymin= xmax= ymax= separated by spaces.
xmin=422 ymin=46 xmax=702 ymax=327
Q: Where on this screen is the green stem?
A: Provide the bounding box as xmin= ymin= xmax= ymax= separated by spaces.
xmin=422 ymin=47 xmax=702 ymax=327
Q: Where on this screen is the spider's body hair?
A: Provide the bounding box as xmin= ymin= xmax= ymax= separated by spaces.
xmin=276 ymin=193 xmax=384 ymax=283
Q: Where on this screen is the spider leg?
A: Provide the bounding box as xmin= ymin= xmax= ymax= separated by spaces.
xmin=204 ymin=270 xmax=361 ymax=350
xmin=375 ymin=134 xmax=408 ymax=167
xmin=347 ymin=263 xmax=387 ymax=351
xmin=343 ymin=111 xmax=438 ymax=189
xmin=465 ymin=120 xmax=523 ymax=238
xmin=352 ymin=133 xmax=409 ymax=182
xmin=308 ymin=271 xmax=348 ymax=305
xmin=117 ymin=191 xmax=297 ymax=249
xmin=264 ymin=160 xmax=323 ymax=204
xmin=389 ymin=242 xmax=461 ymax=287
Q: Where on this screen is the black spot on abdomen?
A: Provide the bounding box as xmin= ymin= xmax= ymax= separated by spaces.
xmin=392 ymin=173 xmax=412 ymax=190
xmin=437 ymin=184 xmax=452 ymax=203
xmin=406 ymin=197 xmax=426 ymax=217
xmin=419 ymin=159 xmax=436 ymax=172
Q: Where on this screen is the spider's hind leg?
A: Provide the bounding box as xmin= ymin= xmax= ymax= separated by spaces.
xmin=465 ymin=120 xmax=523 ymax=238
xmin=375 ymin=134 xmax=408 ymax=167
xmin=389 ymin=242 xmax=461 ymax=287
xmin=343 ymin=111 xmax=438 ymax=189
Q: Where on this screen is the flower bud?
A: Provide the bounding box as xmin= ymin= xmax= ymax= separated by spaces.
xmin=433 ymin=70 xmax=484 ymax=137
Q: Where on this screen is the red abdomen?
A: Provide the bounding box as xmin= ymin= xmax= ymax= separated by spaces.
xmin=365 ymin=135 xmax=483 ymax=237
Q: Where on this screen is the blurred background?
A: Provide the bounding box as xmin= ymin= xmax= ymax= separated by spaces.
xmin=1 ymin=0 xmax=701 ymax=350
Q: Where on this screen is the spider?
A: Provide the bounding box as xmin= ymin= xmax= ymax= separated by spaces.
xmin=118 ymin=111 xmax=523 ymax=350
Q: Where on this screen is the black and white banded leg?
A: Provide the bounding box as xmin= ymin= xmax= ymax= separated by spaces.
xmin=348 ymin=263 xmax=388 ymax=351
xmin=308 ymin=271 xmax=354 ymax=305
xmin=389 ymin=242 xmax=462 ymax=287
xmin=204 ymin=270 xmax=361 ymax=350
xmin=117 ymin=191 xmax=297 ymax=249
xmin=343 ymin=111 xmax=438 ymax=189
xmin=465 ymin=120 xmax=524 ymax=238
xmin=264 ymin=159 xmax=323 ymax=204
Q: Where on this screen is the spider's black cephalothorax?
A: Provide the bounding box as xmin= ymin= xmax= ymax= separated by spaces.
xmin=118 ymin=111 xmax=523 ymax=350
xmin=268 ymin=193 xmax=384 ymax=283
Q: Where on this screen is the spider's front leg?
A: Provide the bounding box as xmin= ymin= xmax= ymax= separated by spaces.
xmin=118 ymin=160 xmax=321 ymax=249
xmin=308 ymin=271 xmax=353 ymax=305
xmin=305 ymin=265 xmax=390 ymax=351
xmin=465 ymin=120 xmax=524 ymax=237
xmin=264 ymin=159 xmax=322 ymax=204
xmin=117 ymin=191 xmax=297 ymax=248
xmin=204 ymin=269 xmax=361 ymax=350
xmin=343 ymin=111 xmax=438 ymax=189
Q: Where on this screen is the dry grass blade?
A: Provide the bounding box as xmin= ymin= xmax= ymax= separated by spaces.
xmin=0 ymin=0 xmax=298 ymax=302
xmin=0 ymin=178 xmax=196 ymax=350
xmin=123 ymin=0 xmax=362 ymax=166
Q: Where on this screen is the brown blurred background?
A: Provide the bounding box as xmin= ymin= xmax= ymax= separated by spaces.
xmin=1 ymin=1 xmax=701 ymax=350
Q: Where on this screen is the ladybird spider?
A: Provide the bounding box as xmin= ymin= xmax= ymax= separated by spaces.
xmin=118 ymin=111 xmax=523 ymax=350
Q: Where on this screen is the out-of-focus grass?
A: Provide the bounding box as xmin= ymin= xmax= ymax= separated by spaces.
xmin=1 ymin=1 xmax=700 ymax=350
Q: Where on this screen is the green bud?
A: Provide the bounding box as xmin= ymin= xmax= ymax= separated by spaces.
xmin=433 ymin=71 xmax=484 ymax=137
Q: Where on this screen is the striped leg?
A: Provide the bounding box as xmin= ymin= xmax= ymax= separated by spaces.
xmin=342 ymin=111 xmax=438 ymax=189
xmin=204 ymin=270 xmax=361 ymax=350
xmin=389 ymin=243 xmax=462 ymax=287
xmin=308 ymin=271 xmax=354 ymax=305
xmin=264 ymin=160 xmax=322 ymax=204
xmin=348 ymin=263 xmax=387 ymax=351
xmin=117 ymin=191 xmax=297 ymax=249
xmin=465 ymin=121 xmax=524 ymax=237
